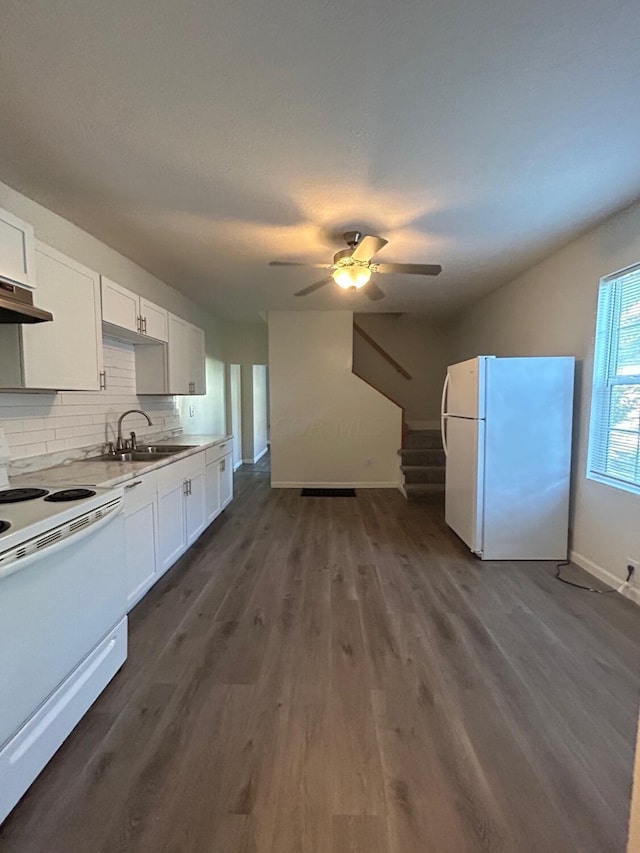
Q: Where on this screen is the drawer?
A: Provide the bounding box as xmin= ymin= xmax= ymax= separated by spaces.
xmin=205 ymin=440 xmax=231 ymax=466
xmin=155 ymin=449 xmax=205 ymax=492
xmin=122 ymin=470 xmax=157 ymax=515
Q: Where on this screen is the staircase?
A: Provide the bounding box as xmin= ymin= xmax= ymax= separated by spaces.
xmin=399 ymin=428 xmax=445 ymax=503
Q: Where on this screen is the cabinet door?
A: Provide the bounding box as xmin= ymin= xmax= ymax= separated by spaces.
xmin=101 ymin=276 xmax=140 ymax=334
xmin=219 ymin=452 xmax=233 ymax=510
xmin=167 ymin=314 xmax=190 ymax=394
xmin=124 ymin=501 xmax=158 ymax=610
xmin=157 ymin=478 xmax=188 ymax=574
xmin=185 ymin=470 xmax=206 ymax=545
xmin=0 ymin=208 xmax=36 ymax=289
xmin=205 ymin=462 xmax=221 ymax=525
xmin=140 ymin=297 xmax=168 ymax=342
xmin=123 ymin=474 xmax=159 ymax=609
xmin=188 ymin=323 xmax=206 ymax=394
xmin=22 ymin=243 xmax=103 ymax=390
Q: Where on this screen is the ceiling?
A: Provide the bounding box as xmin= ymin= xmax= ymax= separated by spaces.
xmin=1 ymin=0 xmax=640 ymax=321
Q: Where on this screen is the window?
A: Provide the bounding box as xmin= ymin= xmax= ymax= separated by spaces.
xmin=588 ymin=264 xmax=640 ymax=494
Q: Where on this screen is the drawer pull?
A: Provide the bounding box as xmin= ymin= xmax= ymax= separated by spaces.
xmin=125 ymin=480 xmax=143 ymax=490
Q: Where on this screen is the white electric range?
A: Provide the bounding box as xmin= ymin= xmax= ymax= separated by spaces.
xmin=0 ymin=482 xmax=127 ymax=825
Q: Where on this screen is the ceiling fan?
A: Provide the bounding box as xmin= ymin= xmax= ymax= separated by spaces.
xmin=270 ymin=231 xmax=442 ymax=300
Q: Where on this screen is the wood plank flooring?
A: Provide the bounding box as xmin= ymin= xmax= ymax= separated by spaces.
xmin=1 ymin=468 xmax=639 ymax=852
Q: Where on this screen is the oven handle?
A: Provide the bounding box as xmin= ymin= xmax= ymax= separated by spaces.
xmin=0 ymin=501 xmax=122 ymax=582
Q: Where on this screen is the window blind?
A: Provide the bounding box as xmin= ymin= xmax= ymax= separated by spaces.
xmin=588 ymin=264 xmax=640 ymax=493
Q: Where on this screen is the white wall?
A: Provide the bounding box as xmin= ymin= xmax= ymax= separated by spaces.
xmin=0 ymin=180 xmax=226 ymax=448
xmin=353 ymin=313 xmax=451 ymax=427
xmin=252 ymin=365 xmax=269 ymax=461
xmin=450 ymin=199 xmax=640 ymax=598
xmin=223 ymin=321 xmax=268 ymax=364
xmin=1 ymin=339 xmax=179 ymax=460
xmin=269 ymin=311 xmax=403 ymax=488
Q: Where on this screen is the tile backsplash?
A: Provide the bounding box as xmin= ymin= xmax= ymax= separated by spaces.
xmin=0 ymin=338 xmax=180 ymax=460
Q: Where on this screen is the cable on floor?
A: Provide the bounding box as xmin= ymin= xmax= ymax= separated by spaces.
xmin=555 ymin=561 xmax=634 ymax=594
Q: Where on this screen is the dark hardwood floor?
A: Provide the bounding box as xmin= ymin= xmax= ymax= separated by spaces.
xmin=1 ymin=468 xmax=639 ymax=852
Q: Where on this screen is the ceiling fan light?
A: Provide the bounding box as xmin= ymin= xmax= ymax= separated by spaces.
xmin=332 ymin=266 xmax=372 ymax=290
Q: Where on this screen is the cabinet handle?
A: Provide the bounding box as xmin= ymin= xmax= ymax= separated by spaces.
xmin=143 ymin=316 xmax=147 ymax=334
xmin=183 ymin=479 xmax=189 ymax=496
xmin=99 ymin=370 xmax=107 ymax=390
xmin=220 ymin=459 xmax=225 ymax=472
xmin=188 ymin=478 xmax=192 ymax=495
xmin=125 ymin=480 xmax=143 ymax=490
xmin=136 ymin=315 xmax=141 ymax=334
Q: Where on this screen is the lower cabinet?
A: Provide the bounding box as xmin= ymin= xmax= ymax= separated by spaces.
xmin=205 ymin=441 xmax=234 ymax=520
xmin=123 ymin=472 xmax=159 ymax=610
xmin=123 ymin=443 xmax=233 ymax=612
xmin=219 ymin=453 xmax=233 ymax=510
xmin=156 ymin=452 xmax=206 ymax=575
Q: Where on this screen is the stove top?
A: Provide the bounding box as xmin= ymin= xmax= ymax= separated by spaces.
xmin=0 ymin=488 xmax=50 ymax=503
xmin=44 ymin=488 xmax=96 ymax=503
xmin=0 ymin=484 xmax=123 ymax=553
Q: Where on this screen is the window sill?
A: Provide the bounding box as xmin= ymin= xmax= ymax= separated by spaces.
xmin=586 ymin=471 xmax=640 ymax=498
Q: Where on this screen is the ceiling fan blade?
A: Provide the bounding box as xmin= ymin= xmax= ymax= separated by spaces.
xmin=351 ymin=235 xmax=388 ymax=263
xmin=294 ymin=277 xmax=333 ymax=297
xmin=366 ymin=280 xmax=386 ymax=301
xmin=270 ymin=261 xmax=329 ymax=269
xmin=375 ymin=263 xmax=442 ymax=276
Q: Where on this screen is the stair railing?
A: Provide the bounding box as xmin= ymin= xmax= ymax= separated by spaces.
xmin=353 ymin=322 xmax=412 ymax=380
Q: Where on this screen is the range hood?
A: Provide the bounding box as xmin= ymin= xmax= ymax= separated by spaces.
xmin=0 ymin=281 xmax=53 ymax=324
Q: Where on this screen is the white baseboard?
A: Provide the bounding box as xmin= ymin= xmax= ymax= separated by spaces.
xmin=253 ymin=446 xmax=269 ymax=463
xmin=271 ymin=481 xmax=400 ymax=489
xmin=570 ymin=550 xmax=640 ymax=606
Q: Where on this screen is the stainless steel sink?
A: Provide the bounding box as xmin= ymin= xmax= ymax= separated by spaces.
xmin=87 ymin=444 xmax=198 ymax=463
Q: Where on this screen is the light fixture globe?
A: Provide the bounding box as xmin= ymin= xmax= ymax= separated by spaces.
xmin=332 ymin=265 xmax=372 ymax=290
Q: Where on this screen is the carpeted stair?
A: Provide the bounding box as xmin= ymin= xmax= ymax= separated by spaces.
xmin=399 ymin=428 xmax=445 ymax=503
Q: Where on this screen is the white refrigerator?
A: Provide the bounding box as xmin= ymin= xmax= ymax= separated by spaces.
xmin=441 ymin=356 xmax=574 ymax=560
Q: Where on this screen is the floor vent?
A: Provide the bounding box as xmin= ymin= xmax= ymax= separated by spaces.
xmin=301 ymin=488 xmax=357 ymax=497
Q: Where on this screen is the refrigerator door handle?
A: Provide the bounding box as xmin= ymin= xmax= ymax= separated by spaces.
xmin=440 ymin=372 xmax=450 ymax=457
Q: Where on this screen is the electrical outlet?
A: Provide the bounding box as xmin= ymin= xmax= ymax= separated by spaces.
xmin=189 ymin=405 xmax=195 ymax=418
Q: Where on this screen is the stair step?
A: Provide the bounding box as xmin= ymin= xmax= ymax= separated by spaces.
xmin=398 ymin=448 xmax=445 ymax=466
xmin=404 ymin=429 xmax=443 ymax=450
xmin=401 ymin=465 xmax=445 ymax=484
xmin=404 ymin=482 xmax=445 ymax=503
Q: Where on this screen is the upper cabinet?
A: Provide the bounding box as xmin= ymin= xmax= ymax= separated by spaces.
xmin=0 ymin=208 xmax=37 ymax=290
xmin=101 ymin=276 xmax=168 ymax=343
xmin=168 ymin=314 xmax=206 ymax=395
xmin=135 ymin=312 xmax=206 ymax=396
xmin=0 ymin=242 xmax=103 ymax=391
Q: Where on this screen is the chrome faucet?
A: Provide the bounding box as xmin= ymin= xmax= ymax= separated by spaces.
xmin=116 ymin=409 xmax=153 ymax=451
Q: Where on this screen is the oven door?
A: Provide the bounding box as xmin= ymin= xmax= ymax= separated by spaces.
xmin=0 ymin=506 xmax=126 ymax=748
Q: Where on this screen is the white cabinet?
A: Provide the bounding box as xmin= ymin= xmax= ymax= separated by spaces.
xmin=120 ymin=441 xmax=233 ymax=605
xmin=204 ymin=441 xmax=233 ymax=524
xmin=220 ymin=452 xmax=233 ymax=510
xmin=0 ymin=242 xmax=103 ymax=391
xmin=205 ymin=461 xmax=221 ymax=525
xmin=0 ymin=207 xmax=36 ymax=290
xmin=167 ymin=314 xmax=206 ymax=395
xmin=140 ymin=297 xmax=168 ymax=342
xmin=156 ymin=451 xmax=206 ymax=574
xmin=101 ymin=276 xmax=168 ymax=342
xmin=188 ymin=322 xmax=206 ymax=395
xmin=135 ymin=313 xmax=206 ymax=396
xmin=185 ymin=466 xmax=206 ymax=545
xmin=123 ymin=472 xmax=159 ymax=610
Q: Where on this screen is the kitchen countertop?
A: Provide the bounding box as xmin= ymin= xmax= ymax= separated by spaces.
xmin=11 ymin=435 xmax=233 ymax=490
